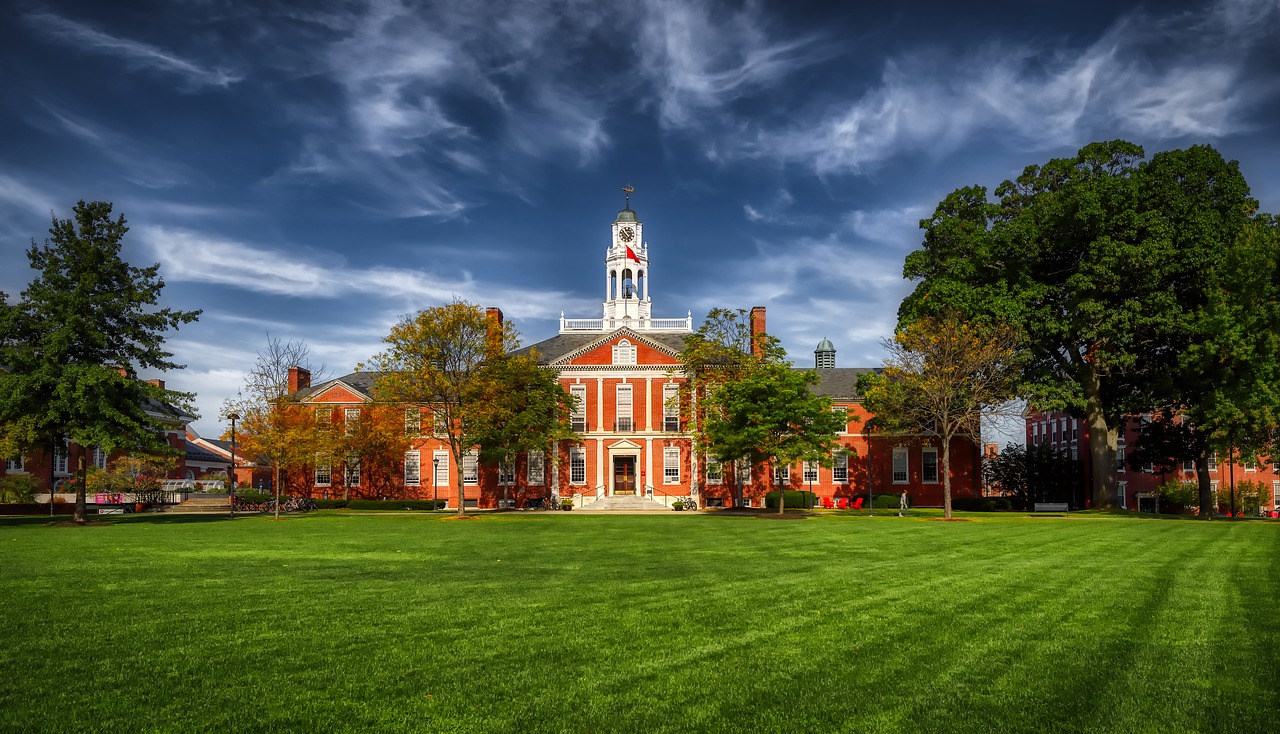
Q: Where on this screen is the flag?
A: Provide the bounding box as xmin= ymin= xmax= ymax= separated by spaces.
xmin=626 ymin=245 xmax=640 ymax=263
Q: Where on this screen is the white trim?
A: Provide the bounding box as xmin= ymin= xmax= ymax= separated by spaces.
xmin=463 ymin=450 xmax=479 ymax=485
xmin=404 ymin=450 xmax=421 ymax=486
xmin=314 ymin=453 xmax=331 ymax=487
xmin=921 ymin=447 xmax=939 ymax=484
xmin=527 ymin=451 xmax=545 ymax=486
xmin=569 ymin=447 xmax=586 ymax=485
xmin=891 ymin=447 xmax=908 ymax=484
xmin=663 ymin=446 xmax=681 ymax=484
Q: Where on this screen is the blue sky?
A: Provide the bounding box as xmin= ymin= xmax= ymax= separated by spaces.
xmin=2 ymin=0 xmax=1279 ymax=441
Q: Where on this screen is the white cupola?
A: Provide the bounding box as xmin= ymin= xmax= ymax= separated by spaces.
xmin=602 ymin=185 xmax=652 ymax=326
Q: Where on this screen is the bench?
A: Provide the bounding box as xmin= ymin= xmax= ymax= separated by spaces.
xmin=1033 ymin=502 xmax=1069 ymax=513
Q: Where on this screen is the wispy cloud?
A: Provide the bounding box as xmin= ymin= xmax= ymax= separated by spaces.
xmin=635 ymin=0 xmax=826 ymax=130
xmin=746 ymin=0 xmax=1278 ymax=174
xmin=38 ymin=104 xmax=193 ymax=189
xmin=24 ymin=12 xmax=242 ymax=89
xmin=137 ymin=225 xmax=587 ymax=320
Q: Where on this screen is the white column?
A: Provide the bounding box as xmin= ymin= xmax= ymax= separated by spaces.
xmin=645 ymin=437 xmax=653 ymax=494
xmin=645 ymin=376 xmax=652 ymax=432
xmin=596 ymin=438 xmax=604 ymax=494
xmin=595 ymin=377 xmax=604 ymax=433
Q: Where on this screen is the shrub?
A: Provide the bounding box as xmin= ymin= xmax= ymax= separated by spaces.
xmin=0 ymin=475 xmax=39 ymax=503
xmin=950 ymin=496 xmax=1013 ymax=512
xmin=1219 ymin=480 xmax=1272 ymax=516
xmin=1156 ymin=480 xmax=1198 ymax=514
xmin=346 ymin=499 xmax=446 ymax=511
xmin=234 ymin=492 xmax=273 ymax=504
xmin=764 ymin=490 xmax=813 ymax=509
xmin=872 ymin=494 xmax=905 ymax=509
xmin=313 ymin=499 xmax=350 ymax=509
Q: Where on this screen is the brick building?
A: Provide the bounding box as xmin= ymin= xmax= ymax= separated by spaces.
xmin=285 ymin=201 xmax=982 ymax=508
xmin=1026 ymin=410 xmax=1280 ymax=512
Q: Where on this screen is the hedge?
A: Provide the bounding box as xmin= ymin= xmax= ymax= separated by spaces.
xmin=949 ymin=496 xmax=1013 ymax=512
xmin=345 ymin=499 xmax=447 ymax=511
xmin=764 ymin=490 xmax=818 ymax=509
xmin=872 ymin=493 xmax=907 ymax=509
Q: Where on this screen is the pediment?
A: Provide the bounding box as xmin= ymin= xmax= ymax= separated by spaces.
xmin=608 ymin=439 xmax=643 ymax=450
xmin=555 ymin=328 xmax=684 ymax=367
xmin=307 ymin=382 xmax=371 ymax=404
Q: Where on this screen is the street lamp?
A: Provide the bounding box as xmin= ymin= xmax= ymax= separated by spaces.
xmin=432 ymin=457 xmax=440 ymax=511
xmin=228 ymin=412 xmax=239 ymax=518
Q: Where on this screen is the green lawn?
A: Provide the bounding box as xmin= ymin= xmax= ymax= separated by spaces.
xmin=1 ymin=511 xmax=1277 ymax=733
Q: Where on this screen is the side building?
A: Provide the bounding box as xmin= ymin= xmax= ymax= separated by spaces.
xmin=284 ymin=201 xmax=982 ymax=508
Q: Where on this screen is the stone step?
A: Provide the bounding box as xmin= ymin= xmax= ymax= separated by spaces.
xmin=578 ymin=495 xmax=680 ymax=513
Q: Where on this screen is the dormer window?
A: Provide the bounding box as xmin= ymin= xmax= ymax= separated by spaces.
xmin=612 ymin=339 xmax=636 ymax=365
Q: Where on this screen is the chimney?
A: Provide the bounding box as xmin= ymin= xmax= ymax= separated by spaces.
xmin=147 ymin=379 xmax=165 ymax=390
xmin=485 ymin=307 xmax=505 ymax=358
xmin=749 ymin=306 xmax=767 ymax=358
xmin=288 ymin=366 xmax=311 ymax=394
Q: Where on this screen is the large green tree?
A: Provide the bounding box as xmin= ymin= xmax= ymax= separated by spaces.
xmin=366 ymin=300 xmax=518 ymax=516
xmin=859 ymin=313 xmax=1023 ymax=518
xmin=900 ymin=141 xmax=1259 ymax=508
xmin=681 ymin=309 xmax=845 ymax=514
xmin=0 ymin=201 xmax=200 ymax=523
xmin=463 ymin=351 xmax=579 ymax=505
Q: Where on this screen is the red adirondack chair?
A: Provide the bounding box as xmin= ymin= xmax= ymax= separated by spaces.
xmin=852 ymin=497 xmax=864 ymax=510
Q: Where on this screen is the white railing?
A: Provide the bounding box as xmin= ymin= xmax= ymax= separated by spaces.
xmin=560 ymin=313 xmax=694 ymax=333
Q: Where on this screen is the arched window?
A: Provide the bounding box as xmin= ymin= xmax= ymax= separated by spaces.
xmin=621 ymin=268 xmax=635 ymax=299
xmin=612 ymin=339 xmax=636 ymax=365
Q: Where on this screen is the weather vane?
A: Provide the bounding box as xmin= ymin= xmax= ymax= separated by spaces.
xmin=623 ymin=183 xmax=634 ymax=208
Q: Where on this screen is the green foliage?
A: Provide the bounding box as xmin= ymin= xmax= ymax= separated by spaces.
xmin=872 ymin=493 xmax=907 ymax=509
xmin=1155 ymin=480 xmax=1198 ymax=515
xmin=899 ymin=141 xmax=1265 ymax=509
xmin=763 ymin=490 xmax=813 ymax=509
xmin=0 ymin=201 xmax=200 ymax=522
xmin=983 ymin=443 xmax=1082 ymax=511
xmin=345 ymin=499 xmax=446 ymax=511
xmin=950 ymin=496 xmax=1013 ymax=512
xmin=1216 ymin=480 xmax=1273 ymax=517
xmin=0 ymin=474 xmax=39 ymax=503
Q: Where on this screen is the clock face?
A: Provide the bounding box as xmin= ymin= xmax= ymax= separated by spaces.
xmin=619 ymin=226 xmax=635 ymax=243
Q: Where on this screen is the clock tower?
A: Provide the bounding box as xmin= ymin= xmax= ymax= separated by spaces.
xmin=602 ymin=185 xmax=652 ymax=327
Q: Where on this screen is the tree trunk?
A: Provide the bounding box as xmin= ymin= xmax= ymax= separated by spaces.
xmin=1196 ymin=451 xmax=1213 ymax=517
xmin=74 ymin=454 xmax=87 ymax=524
xmin=1082 ymin=365 xmax=1118 ymax=508
xmin=942 ymin=437 xmax=952 ymax=520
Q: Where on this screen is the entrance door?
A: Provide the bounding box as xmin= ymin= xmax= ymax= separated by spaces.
xmin=614 ymin=456 xmax=636 ymax=495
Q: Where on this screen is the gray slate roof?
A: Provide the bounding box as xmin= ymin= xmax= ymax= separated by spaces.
xmin=294 ymin=371 xmax=384 ymax=401
xmin=800 ymin=367 xmax=880 ymax=400
xmin=512 ymin=330 xmax=691 ymax=364
xmin=185 ymin=444 xmax=226 ymax=464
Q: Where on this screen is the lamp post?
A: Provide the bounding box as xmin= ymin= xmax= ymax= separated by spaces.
xmin=432 ymin=457 xmax=440 ymax=511
xmin=228 ymin=412 xmax=239 ymax=518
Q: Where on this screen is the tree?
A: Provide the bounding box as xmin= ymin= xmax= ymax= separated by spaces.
xmin=331 ymin=403 xmax=415 ymax=500
xmin=859 ymin=313 xmax=1023 ymax=518
xmin=983 ymin=443 xmax=1082 ymax=511
xmin=464 ymin=351 xmax=578 ymax=505
xmin=366 ymin=300 xmax=518 ymax=516
xmin=0 ymin=201 xmax=200 ymax=523
xmin=681 ymin=310 xmax=846 ymax=514
xmin=900 ymin=141 xmax=1259 ymax=508
xmin=223 ymin=335 xmax=328 ymax=518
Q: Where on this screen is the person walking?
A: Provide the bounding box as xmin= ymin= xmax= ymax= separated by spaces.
xmin=898 ymin=490 xmax=909 ymax=517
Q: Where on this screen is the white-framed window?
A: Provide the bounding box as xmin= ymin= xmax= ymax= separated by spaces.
xmin=772 ymin=463 xmax=790 ymax=483
xmin=345 ymin=454 xmax=361 ymax=487
xmin=1273 ymin=460 xmax=1280 ymax=474
xmin=890 ymin=443 xmax=911 ymax=484
xmin=616 ymin=383 xmax=633 ymax=432
xmin=498 ymin=461 xmax=515 ymax=486
xmin=1118 ymin=480 xmax=1127 ymax=509
xmin=1208 ymin=453 xmax=1218 ymax=472
xmin=6 ymin=456 xmax=26 ymax=472
xmin=663 ymin=383 xmax=680 ymax=431
xmin=570 ymin=384 xmax=587 ymax=432
xmin=1072 ymin=419 xmax=1078 ymax=441
xmin=1116 ymin=446 xmax=1126 ymax=473
xmin=802 ymin=460 xmax=819 ymax=483
xmin=833 ymin=406 xmax=848 ymax=434
xmin=54 ymin=440 xmax=69 ymax=475
xmin=1142 ymin=460 xmax=1153 ymax=473
xmin=734 ymin=458 xmax=751 ymax=486
xmin=892 ymin=447 xmax=909 ymax=484
xmin=315 ymin=406 xmax=332 ymax=424
xmin=91 ymin=446 xmax=107 ymax=470
xmin=922 ymin=447 xmax=939 ymax=483
xmin=463 ymin=450 xmax=479 ymax=485
xmin=527 ymin=451 xmax=545 ymax=486
xmin=664 ymin=446 xmax=681 ymax=484
xmin=705 ymin=458 xmax=722 ymax=485
xmin=1244 ymin=458 xmax=1257 ymax=473
xmin=404 ymin=450 xmax=421 ymax=486
xmin=570 ymin=447 xmax=586 ymax=485
xmin=432 ymin=451 xmax=449 ymax=486
xmin=344 ymin=407 xmax=361 ymax=433
xmin=612 ymin=339 xmax=636 ymax=365
xmin=832 ymin=450 xmax=848 ymax=483
xmin=1070 ymin=447 xmax=1078 ymax=461
xmin=1273 ymin=481 xmax=1279 ymax=510
xmin=1210 ymin=481 xmax=1219 ymax=509
xmin=404 ymin=408 xmax=421 ymax=436
xmin=315 ymin=454 xmax=331 ymax=487
xmin=433 ymin=410 xmax=448 ymax=437
xmin=1183 ymin=460 xmax=1195 ymax=473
